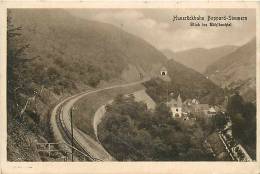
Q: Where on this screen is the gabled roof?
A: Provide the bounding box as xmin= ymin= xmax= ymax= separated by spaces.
xmin=209 ymin=107 xmax=216 ymax=113
xmin=195 ymin=104 xmax=209 ymax=110
xmin=168 ymin=99 xmax=177 ymax=107
xmin=177 ymin=94 xmax=182 ymax=107
xmin=192 ymin=99 xmax=199 ymax=104
xmin=168 ymin=94 xmax=182 ymax=108
xmin=184 ymin=99 xmax=192 ymax=104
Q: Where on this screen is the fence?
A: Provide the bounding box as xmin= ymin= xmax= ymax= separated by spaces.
xmin=36 ymin=142 xmax=101 ymax=161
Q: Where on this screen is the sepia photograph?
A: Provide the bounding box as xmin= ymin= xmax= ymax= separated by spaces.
xmin=6 ymin=6 xmax=257 ymax=164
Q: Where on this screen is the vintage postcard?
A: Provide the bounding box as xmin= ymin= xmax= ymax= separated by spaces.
xmin=0 ymin=1 xmax=259 ymax=174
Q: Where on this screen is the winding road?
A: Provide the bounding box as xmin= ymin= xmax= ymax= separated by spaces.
xmin=50 ymin=78 xmax=149 ymax=161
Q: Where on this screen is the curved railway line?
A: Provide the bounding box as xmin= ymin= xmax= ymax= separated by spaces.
xmin=51 ymin=78 xmax=150 ymax=162
xmin=55 ymin=101 xmax=100 ymax=161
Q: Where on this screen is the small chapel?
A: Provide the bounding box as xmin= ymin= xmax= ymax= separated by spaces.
xmin=167 ymin=94 xmax=183 ymax=118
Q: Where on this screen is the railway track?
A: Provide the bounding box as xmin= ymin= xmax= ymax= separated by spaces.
xmin=51 ymin=78 xmax=150 ymax=162
xmin=55 ymin=100 xmax=102 ymax=161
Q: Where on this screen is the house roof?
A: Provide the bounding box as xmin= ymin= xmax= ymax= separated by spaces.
xmin=209 ymin=107 xmax=216 ymax=113
xmin=192 ymin=99 xmax=199 ymax=104
xmin=184 ymin=99 xmax=192 ymax=104
xmin=177 ymin=94 xmax=182 ymax=107
xmin=168 ymin=99 xmax=177 ymax=107
xmin=184 ymin=98 xmax=199 ymax=105
xmin=168 ymin=94 xmax=182 ymax=107
xmin=195 ymin=104 xmax=209 ymax=110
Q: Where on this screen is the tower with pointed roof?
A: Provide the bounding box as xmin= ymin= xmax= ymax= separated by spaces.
xmin=168 ymin=94 xmax=183 ymax=118
xmin=177 ymin=94 xmax=182 ymax=107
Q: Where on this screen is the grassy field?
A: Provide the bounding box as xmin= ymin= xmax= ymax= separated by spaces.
xmin=133 ymin=89 xmax=156 ymax=110
xmin=73 ymin=84 xmax=145 ymax=140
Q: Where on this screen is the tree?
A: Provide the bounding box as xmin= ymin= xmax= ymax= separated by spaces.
xmin=215 ymin=112 xmax=227 ymax=130
xmin=7 ymin=12 xmax=34 ymax=121
xmin=226 ymin=92 xmax=256 ymax=153
xmin=242 ymin=102 xmax=256 ymax=123
xmin=231 ymin=113 xmax=245 ymax=139
xmin=99 ymin=94 xmax=211 ymax=161
xmin=153 ymin=102 xmax=172 ymax=123
xmin=241 ymin=102 xmax=256 ymax=146
xmin=227 ymin=92 xmax=244 ymax=116
xmin=151 ymin=137 xmax=171 ymax=160
xmin=184 ymin=148 xmax=209 ymax=161
xmin=114 ymin=94 xmax=124 ymax=104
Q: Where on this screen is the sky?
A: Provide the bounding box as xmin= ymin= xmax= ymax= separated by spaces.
xmin=68 ymin=9 xmax=256 ymax=52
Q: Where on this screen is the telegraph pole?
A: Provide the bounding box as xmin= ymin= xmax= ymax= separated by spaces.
xmin=33 ymin=90 xmax=38 ymax=112
xmin=70 ymin=108 xmax=74 ymax=162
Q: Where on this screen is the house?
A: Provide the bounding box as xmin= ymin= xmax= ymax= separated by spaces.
xmin=183 ymin=98 xmax=199 ymax=106
xmin=183 ymin=98 xmax=199 ymax=113
xmin=192 ymin=98 xmax=200 ymax=104
xmin=207 ymin=107 xmax=217 ymax=117
xmin=183 ymin=97 xmax=220 ymax=117
xmin=183 ymin=99 xmax=192 ymax=106
xmin=167 ymin=94 xmax=183 ymax=118
xmin=193 ymin=104 xmax=210 ymax=115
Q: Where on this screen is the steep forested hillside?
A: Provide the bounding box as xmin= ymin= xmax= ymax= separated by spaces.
xmin=205 ymin=38 xmax=256 ymax=102
xmin=162 ymin=46 xmax=237 ymax=73
xmin=9 ymin=9 xmax=224 ymax=107
xmin=9 ymin=9 xmax=167 ymax=91
xmin=144 ymin=59 xmax=224 ymax=105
